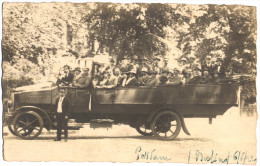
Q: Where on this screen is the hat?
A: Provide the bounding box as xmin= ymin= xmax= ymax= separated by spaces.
xmin=217 ymin=57 xmax=223 ymax=62
xmin=173 ymin=67 xmax=180 ymax=71
xmin=132 ymin=55 xmax=138 ymax=60
xmin=83 ymin=67 xmax=90 ymax=71
xmin=94 ymin=63 xmax=101 ymax=67
xmin=194 ymin=66 xmax=202 ymax=71
xmin=149 ymin=71 xmax=157 ymax=74
xmin=181 ymin=58 xmax=187 ymax=62
xmin=211 ymin=58 xmax=217 ymax=62
xmin=203 ymin=67 xmax=209 ymax=71
xmin=74 ymin=67 xmax=81 ymax=72
xmin=63 ymin=65 xmax=70 ymax=69
xmin=141 ymin=67 xmax=148 ymax=72
xmin=162 ymin=68 xmax=169 ymax=73
xmin=188 ymin=55 xmax=196 ymax=59
xmin=129 ymin=69 xmax=136 ymax=74
xmin=153 ymin=56 xmax=161 ymax=61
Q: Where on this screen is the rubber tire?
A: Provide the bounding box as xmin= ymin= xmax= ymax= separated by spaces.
xmin=151 ymin=111 xmax=181 ymax=141
xmin=7 ymin=118 xmax=17 ymax=136
xmin=13 ymin=111 xmax=43 ymax=140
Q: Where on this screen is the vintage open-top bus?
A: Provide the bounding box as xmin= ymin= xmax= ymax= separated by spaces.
xmin=5 ymin=79 xmax=240 ymax=140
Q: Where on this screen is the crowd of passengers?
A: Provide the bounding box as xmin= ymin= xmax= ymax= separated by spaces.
xmin=56 ymin=55 xmax=235 ymax=88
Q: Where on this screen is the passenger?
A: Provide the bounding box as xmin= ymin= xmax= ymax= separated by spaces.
xmin=71 ymin=67 xmax=82 ymax=86
xmin=189 ymin=66 xmax=203 ymax=84
xmin=201 ymin=68 xmax=214 ymax=84
xmin=98 ymin=71 xmax=109 ymax=87
xmin=121 ymin=71 xmax=129 ymax=87
xmin=104 ymin=70 xmax=119 ymax=88
xmin=73 ymin=67 xmax=91 ymax=88
xmin=92 ymin=74 xmax=100 ymax=88
xmin=94 ymin=63 xmax=102 ymax=78
xmin=181 ymin=69 xmax=192 ymax=85
xmin=138 ymin=67 xmax=150 ymax=86
xmin=188 ymin=55 xmax=197 ymax=71
xmin=212 ymin=71 xmax=221 ymax=84
xmin=113 ymin=67 xmax=124 ymax=86
xmin=129 ymin=55 xmax=140 ymax=76
xmin=167 ymin=68 xmax=182 ymax=85
xmin=57 ymin=65 xmax=74 ymax=86
xmin=214 ymin=58 xmax=225 ymax=78
xmin=179 ymin=57 xmax=189 ymax=74
xmin=220 ymin=68 xmax=235 ymax=84
xmin=152 ymin=57 xmax=161 ymax=75
xmin=202 ymin=55 xmax=213 ymax=76
xmin=158 ymin=69 xmax=169 ymax=85
xmin=147 ymin=71 xmax=159 ymax=87
xmin=124 ymin=69 xmax=138 ymax=86
xmin=210 ymin=57 xmax=217 ymax=77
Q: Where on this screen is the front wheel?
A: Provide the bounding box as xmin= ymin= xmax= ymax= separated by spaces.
xmin=151 ymin=111 xmax=181 ymax=140
xmin=7 ymin=118 xmax=17 ymax=136
xmin=13 ymin=111 xmax=43 ymax=140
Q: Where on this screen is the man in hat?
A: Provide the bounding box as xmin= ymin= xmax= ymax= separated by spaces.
xmin=167 ymin=68 xmax=182 ymax=85
xmin=181 ymin=68 xmax=192 ymax=85
xmin=55 ymin=88 xmax=70 ymax=141
xmin=103 ymin=68 xmax=122 ymax=88
xmin=152 ymin=56 xmax=161 ymax=75
xmin=124 ymin=69 xmax=138 ymax=86
xmin=147 ymin=71 xmax=159 ymax=87
xmin=57 ymin=65 xmax=74 ymax=86
xmin=201 ymin=67 xmax=214 ymax=84
xmin=158 ymin=69 xmax=169 ymax=85
xmin=202 ymin=55 xmax=213 ymax=75
xmin=73 ymin=67 xmax=91 ymax=88
xmin=138 ymin=67 xmax=150 ymax=86
xmin=214 ymin=58 xmax=225 ymax=78
xmin=129 ymin=55 xmax=140 ymax=76
xmin=189 ymin=66 xmax=203 ymax=84
xmin=212 ymin=71 xmax=221 ymax=84
xmin=179 ymin=57 xmax=189 ymax=73
xmin=72 ymin=67 xmax=82 ymax=86
xmin=188 ymin=55 xmax=197 ymax=70
xmin=98 ymin=71 xmax=109 ymax=87
xmin=220 ymin=67 xmax=235 ymax=84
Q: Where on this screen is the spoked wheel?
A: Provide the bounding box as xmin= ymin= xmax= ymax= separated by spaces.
xmin=136 ymin=124 xmax=153 ymax=136
xmin=13 ymin=111 xmax=43 ymax=140
xmin=7 ymin=118 xmax=17 ymax=136
xmin=151 ymin=111 xmax=181 ymax=141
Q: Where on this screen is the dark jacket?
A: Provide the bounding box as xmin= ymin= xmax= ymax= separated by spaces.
xmin=189 ymin=76 xmax=203 ymax=84
xmin=57 ymin=72 xmax=74 ymax=86
xmin=125 ymin=77 xmax=138 ymax=86
xmin=158 ymin=75 xmax=168 ymax=85
xmin=201 ymin=75 xmax=214 ymax=84
xmin=55 ymin=97 xmax=70 ymax=115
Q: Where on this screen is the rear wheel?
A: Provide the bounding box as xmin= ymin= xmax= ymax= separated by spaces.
xmin=13 ymin=111 xmax=43 ymax=140
xmin=151 ymin=111 xmax=181 ymax=140
xmin=136 ymin=124 xmax=153 ymax=136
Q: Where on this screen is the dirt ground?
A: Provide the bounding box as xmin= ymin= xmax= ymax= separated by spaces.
xmin=3 ymin=107 xmax=257 ymax=164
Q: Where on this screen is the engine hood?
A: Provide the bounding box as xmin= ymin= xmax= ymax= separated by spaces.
xmin=13 ymin=82 xmax=56 ymax=93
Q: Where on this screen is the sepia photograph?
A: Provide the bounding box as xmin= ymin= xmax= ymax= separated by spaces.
xmin=1 ymin=0 xmax=258 ymax=165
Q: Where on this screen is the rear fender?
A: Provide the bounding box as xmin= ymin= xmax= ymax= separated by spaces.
xmin=14 ymin=106 xmax=52 ymax=130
